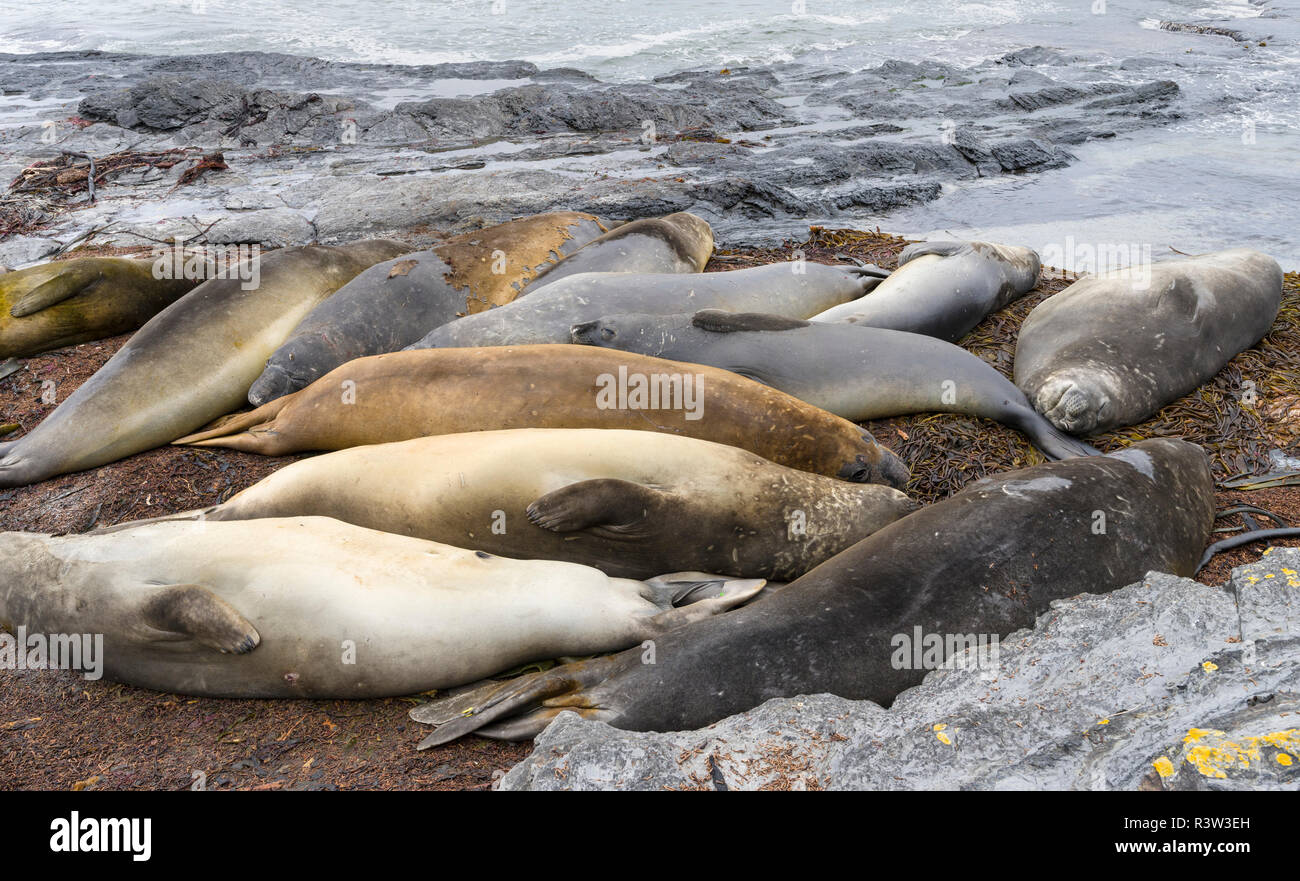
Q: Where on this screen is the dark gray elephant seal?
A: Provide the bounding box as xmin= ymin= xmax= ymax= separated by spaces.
xmin=571 ymin=309 xmax=1097 ymax=460
xmin=405 ymin=262 xmax=886 ymax=350
xmin=810 ymin=241 xmax=1041 ymax=343
xmin=414 ymin=438 xmax=1213 ymax=745
xmin=1014 ymin=249 xmax=1284 ymax=435
xmin=523 ymin=212 xmax=714 ymax=291
xmin=247 ymin=212 xmax=607 ymax=405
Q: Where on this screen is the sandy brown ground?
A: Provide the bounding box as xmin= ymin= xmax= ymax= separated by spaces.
xmin=1 ymin=233 xmax=1297 ymax=790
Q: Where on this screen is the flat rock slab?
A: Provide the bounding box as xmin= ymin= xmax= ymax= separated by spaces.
xmin=500 ymin=549 xmax=1300 ymax=790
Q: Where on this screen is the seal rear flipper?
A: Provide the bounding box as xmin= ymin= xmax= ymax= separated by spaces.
xmin=897 ymin=241 xmax=969 ymax=266
xmin=1004 ymin=403 xmax=1102 ymax=460
xmin=526 ymin=479 xmax=669 ymax=537
xmin=414 ymin=658 xmax=619 ymax=749
xmin=691 ymin=310 xmax=810 ymax=334
xmin=7 ymin=266 xmax=101 ymax=318
xmin=644 ymin=578 xmax=765 ymax=629
xmin=173 ymin=395 xmax=291 ymax=447
xmin=140 ymin=584 xmax=260 ymax=654
xmin=644 ymin=571 xmax=768 ymax=607
xmin=89 ymin=506 xmax=218 ymax=535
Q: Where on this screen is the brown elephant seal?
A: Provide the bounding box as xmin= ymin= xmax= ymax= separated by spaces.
xmin=0 ymin=516 xmax=763 ymax=698
xmin=415 ymin=438 xmax=1214 ymax=745
xmin=810 ymin=241 xmax=1041 ymax=343
xmin=1014 ymin=249 xmax=1284 ymax=435
xmin=246 ymin=212 xmax=608 ymax=406
xmin=124 ymin=429 xmax=914 ymax=580
xmin=405 ymin=261 xmax=887 ymax=350
xmin=523 ymin=212 xmax=714 ymax=291
xmin=0 ymin=256 xmax=206 ymax=358
xmin=0 ymin=240 xmax=405 ymax=488
xmin=176 ymin=345 xmax=909 ymax=488
xmin=572 ymin=309 xmax=1099 ymax=460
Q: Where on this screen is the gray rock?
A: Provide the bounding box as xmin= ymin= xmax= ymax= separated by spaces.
xmin=499 ymin=550 xmax=1300 ymax=791
xmin=0 ymin=235 xmax=63 ymax=267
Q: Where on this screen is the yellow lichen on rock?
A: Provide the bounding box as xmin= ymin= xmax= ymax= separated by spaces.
xmin=1174 ymin=727 xmax=1300 ymax=779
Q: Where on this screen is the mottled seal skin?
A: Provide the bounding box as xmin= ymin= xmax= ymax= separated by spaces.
xmin=176 ymin=345 xmax=910 ymax=489
xmin=405 ymin=262 xmax=884 ymax=350
xmin=130 ymin=429 xmax=914 ymax=580
xmin=0 ymin=240 xmax=405 ymax=488
xmin=0 ymin=256 xmax=203 ymax=358
xmin=523 ymin=212 xmax=714 ymax=291
xmin=1014 ymin=249 xmax=1284 ymax=435
xmin=414 ymin=438 xmax=1214 ymax=745
xmin=810 ymin=241 xmax=1041 ymax=343
xmin=572 ymin=309 xmax=1098 ymax=460
xmin=247 ymin=212 xmax=608 ymax=406
xmin=0 ymin=517 xmax=763 ymax=699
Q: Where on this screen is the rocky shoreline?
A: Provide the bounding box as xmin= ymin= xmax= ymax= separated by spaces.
xmin=0 ymin=44 xmax=1196 ymax=264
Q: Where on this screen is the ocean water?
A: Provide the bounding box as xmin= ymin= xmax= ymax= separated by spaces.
xmin=0 ymin=0 xmax=1297 ymax=265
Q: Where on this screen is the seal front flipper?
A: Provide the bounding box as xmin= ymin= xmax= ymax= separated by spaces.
xmin=7 ymin=265 xmax=102 ymax=318
xmin=526 ymin=479 xmax=672 ymax=538
xmin=140 ymin=584 xmax=260 ymax=654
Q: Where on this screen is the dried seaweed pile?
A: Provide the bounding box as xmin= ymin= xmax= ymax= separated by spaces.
xmin=1 ymin=148 xmax=228 ymax=238
xmin=712 ymin=228 xmax=1300 ymax=504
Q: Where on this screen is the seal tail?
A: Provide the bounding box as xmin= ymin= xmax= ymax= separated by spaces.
xmin=173 ymin=396 xmax=291 ymax=449
xmin=1003 ymin=404 xmax=1101 ymax=460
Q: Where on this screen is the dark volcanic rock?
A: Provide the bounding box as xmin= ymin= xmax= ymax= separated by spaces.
xmin=80 ymin=77 xmax=357 ymax=145
xmin=386 ymin=80 xmax=790 ymax=143
xmin=0 ymin=41 xmax=1201 ymax=254
xmin=1159 ymin=21 xmax=1249 ymax=42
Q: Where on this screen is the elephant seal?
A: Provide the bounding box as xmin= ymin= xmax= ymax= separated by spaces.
xmin=0 ymin=240 xmax=405 ymax=488
xmin=1014 ymin=249 xmax=1284 ymax=435
xmin=810 ymin=241 xmax=1041 ymax=343
xmin=572 ymin=309 xmax=1098 ymax=460
xmin=176 ymin=346 xmax=909 ymax=488
xmin=125 ymin=429 xmax=914 ymax=580
xmin=523 ymin=212 xmax=714 ymax=291
xmin=0 ymin=516 xmax=763 ymax=698
xmin=415 ymin=438 xmax=1214 ymax=745
xmin=405 ymin=262 xmax=887 ymax=350
xmin=0 ymin=256 xmax=204 ymax=358
xmin=246 ymin=212 xmax=608 ymax=406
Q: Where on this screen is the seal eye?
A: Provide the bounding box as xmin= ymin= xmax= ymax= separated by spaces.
xmin=600 ymin=327 xmax=616 ymax=340
xmin=475 ymin=551 xmax=491 ymax=559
